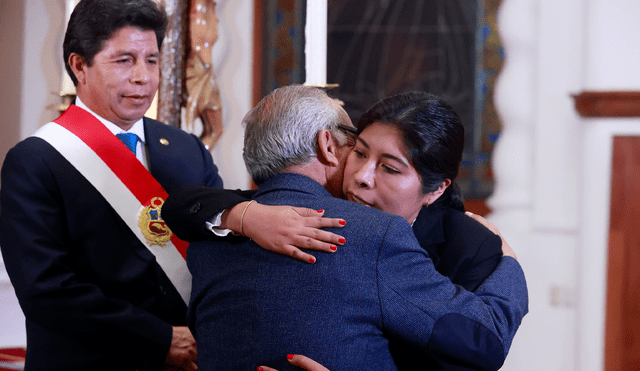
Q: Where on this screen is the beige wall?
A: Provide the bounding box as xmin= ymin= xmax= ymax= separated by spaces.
xmin=0 ymin=1 xmax=25 ymax=172
xmin=0 ymin=2 xmax=27 ymax=348
xmin=492 ymin=0 xmax=640 ymax=370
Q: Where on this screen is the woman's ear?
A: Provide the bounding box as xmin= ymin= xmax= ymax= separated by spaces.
xmin=68 ymin=53 xmax=86 ymax=86
xmin=424 ymin=179 xmax=452 ymax=206
xmin=317 ymin=129 xmax=340 ymax=167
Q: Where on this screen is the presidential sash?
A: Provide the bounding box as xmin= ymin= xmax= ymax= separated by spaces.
xmin=34 ymin=105 xmax=192 ymax=304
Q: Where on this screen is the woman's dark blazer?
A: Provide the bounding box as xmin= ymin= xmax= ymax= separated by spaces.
xmin=412 ymin=202 xmax=503 ymax=292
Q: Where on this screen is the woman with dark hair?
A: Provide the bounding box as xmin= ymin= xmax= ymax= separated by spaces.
xmin=341 ymin=92 xmax=503 ymax=370
xmin=344 ymin=92 xmax=501 ymax=292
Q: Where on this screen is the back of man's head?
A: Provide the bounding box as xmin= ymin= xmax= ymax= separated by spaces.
xmin=63 ymin=0 xmax=168 ymax=86
xmin=243 ymin=85 xmax=348 ymax=184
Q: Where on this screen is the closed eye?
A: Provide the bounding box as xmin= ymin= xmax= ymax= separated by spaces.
xmin=382 ymin=164 xmax=400 ymax=174
xmin=353 ymin=148 xmax=365 ymax=158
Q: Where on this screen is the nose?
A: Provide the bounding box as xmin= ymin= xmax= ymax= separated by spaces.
xmin=131 ymin=59 xmax=150 ymax=84
xmin=353 ymin=160 xmax=375 ymax=188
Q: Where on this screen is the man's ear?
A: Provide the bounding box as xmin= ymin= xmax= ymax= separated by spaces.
xmin=68 ymin=53 xmax=86 ymax=86
xmin=317 ymin=129 xmax=340 ymax=167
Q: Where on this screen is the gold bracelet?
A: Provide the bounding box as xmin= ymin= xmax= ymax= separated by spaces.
xmin=239 ymin=200 xmax=256 ymax=237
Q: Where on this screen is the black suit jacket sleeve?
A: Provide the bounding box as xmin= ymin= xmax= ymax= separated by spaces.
xmin=163 ymin=185 xmax=256 ymax=241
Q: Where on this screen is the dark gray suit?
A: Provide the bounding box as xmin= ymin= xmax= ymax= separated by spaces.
xmin=186 ymin=173 xmax=528 ymax=371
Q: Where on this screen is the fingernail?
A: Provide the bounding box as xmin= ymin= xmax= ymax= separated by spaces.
xmin=258 ymin=368 xmax=263 ymax=371
xmin=287 ymin=354 xmax=294 ymax=360
xmin=309 ymin=257 xmax=316 ymax=263
xmin=339 ymin=220 xmax=346 ymax=226
xmin=330 ymin=245 xmax=337 ymax=251
xmin=338 ymin=237 xmax=346 ymax=244
xmin=317 ymin=209 xmax=324 ymax=213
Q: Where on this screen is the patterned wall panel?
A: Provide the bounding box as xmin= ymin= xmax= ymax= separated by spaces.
xmin=261 ymin=0 xmax=306 ymax=97
xmin=261 ymin=0 xmax=503 ymax=199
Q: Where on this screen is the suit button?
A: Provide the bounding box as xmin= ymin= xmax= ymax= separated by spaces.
xmin=189 ymin=202 xmax=201 ymax=215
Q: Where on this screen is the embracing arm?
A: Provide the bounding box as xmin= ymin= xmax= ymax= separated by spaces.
xmin=163 ymin=185 xmax=347 ymax=263
xmin=162 ymin=185 xmax=253 ymax=241
xmin=378 ymin=216 xmax=528 ymax=370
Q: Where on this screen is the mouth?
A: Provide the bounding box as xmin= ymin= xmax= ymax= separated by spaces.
xmin=122 ymin=94 xmax=148 ymax=104
xmin=347 ymin=193 xmax=372 ymax=207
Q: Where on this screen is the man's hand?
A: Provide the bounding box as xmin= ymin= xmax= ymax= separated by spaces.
xmin=164 ymin=326 xmax=197 ymax=371
xmin=258 ymin=354 xmax=330 ymax=371
xmin=465 ymin=211 xmax=518 ymax=260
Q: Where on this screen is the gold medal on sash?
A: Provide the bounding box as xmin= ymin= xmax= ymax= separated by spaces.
xmin=138 ymin=197 xmax=173 ymax=246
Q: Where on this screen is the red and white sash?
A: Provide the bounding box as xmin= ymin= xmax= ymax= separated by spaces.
xmin=33 ymin=105 xmax=191 ymax=304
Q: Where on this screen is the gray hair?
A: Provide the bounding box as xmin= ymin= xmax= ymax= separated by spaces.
xmin=243 ymin=85 xmax=349 ymax=184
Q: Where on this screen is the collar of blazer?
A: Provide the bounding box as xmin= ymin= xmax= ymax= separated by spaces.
xmin=412 ymin=202 xmax=446 ymax=247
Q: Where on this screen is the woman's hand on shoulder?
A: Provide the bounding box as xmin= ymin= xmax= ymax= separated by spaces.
xmin=226 ymin=201 xmax=347 ymax=264
xmin=258 ymin=354 xmax=330 ymax=371
xmin=465 ymin=211 xmax=517 ymax=260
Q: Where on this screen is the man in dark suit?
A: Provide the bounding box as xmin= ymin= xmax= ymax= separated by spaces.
xmin=180 ymin=85 xmax=528 ymax=371
xmin=0 ymin=0 xmax=222 ymax=369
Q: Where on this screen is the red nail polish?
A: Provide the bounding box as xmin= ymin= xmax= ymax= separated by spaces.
xmin=287 ymin=354 xmax=294 ymax=360
xmin=338 ymin=237 xmax=346 ymax=244
xmin=339 ymin=220 xmax=346 ymax=226
xmin=330 ymin=245 xmax=337 ymax=251
xmin=257 ymin=368 xmax=263 ymax=371
xmin=309 ymin=257 xmax=316 ymax=263
xmin=317 ymin=209 xmax=324 ymax=213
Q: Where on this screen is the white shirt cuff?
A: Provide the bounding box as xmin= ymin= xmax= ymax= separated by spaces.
xmin=205 ymin=210 xmax=233 ymax=237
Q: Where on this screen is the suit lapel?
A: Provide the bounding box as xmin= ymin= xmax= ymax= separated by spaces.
xmin=144 ymin=118 xmax=170 ymax=188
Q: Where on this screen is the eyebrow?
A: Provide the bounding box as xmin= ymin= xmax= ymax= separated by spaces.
xmin=113 ymin=51 xmax=160 ymax=59
xmin=356 ymin=137 xmax=409 ymax=167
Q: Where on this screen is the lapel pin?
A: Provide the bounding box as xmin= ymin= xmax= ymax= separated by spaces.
xmin=159 ymin=138 xmax=169 ymax=146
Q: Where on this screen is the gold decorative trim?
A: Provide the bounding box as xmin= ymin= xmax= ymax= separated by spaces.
xmin=138 ymin=197 xmax=173 ymax=246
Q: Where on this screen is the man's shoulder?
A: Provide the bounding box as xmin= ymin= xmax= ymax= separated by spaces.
xmin=256 ymin=174 xmax=412 ymax=232
xmin=5 ymin=136 xmax=58 ymax=164
xmin=143 ymin=117 xmax=192 ymax=138
xmin=312 ymin=195 xmax=412 ymax=235
xmin=143 ymin=117 xmax=207 ymax=155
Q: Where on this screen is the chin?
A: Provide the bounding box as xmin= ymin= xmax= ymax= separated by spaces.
xmin=123 ymin=108 xmax=150 ymax=121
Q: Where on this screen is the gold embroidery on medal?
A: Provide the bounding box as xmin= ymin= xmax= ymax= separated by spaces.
xmin=138 ymin=196 xmax=173 ymax=246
